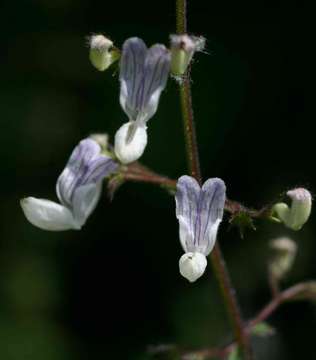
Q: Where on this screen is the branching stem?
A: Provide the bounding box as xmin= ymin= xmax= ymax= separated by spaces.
xmin=182 ymin=282 xmax=314 ymax=359
xmin=122 ymin=163 xmax=274 ymax=220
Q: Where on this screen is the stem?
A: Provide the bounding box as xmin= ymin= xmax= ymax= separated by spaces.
xmin=175 ymin=1 xmax=253 ymax=359
xmin=179 ymin=76 xmax=202 ymax=182
xmin=176 ymin=0 xmax=187 ymax=33
xmin=176 ymin=0 xmax=201 ymax=182
xmin=210 ymin=246 xmax=252 ymax=359
xmin=123 ymin=163 xmax=274 ymax=219
xmin=124 ymin=172 xmax=176 ymax=188
xmin=182 ymin=282 xmax=314 ymax=359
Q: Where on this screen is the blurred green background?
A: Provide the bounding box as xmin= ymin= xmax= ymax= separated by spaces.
xmin=0 ymin=0 xmax=315 ymax=359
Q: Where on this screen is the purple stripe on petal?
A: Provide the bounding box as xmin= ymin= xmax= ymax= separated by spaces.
xmin=120 ymin=37 xmax=147 ymax=119
xmin=175 ymin=176 xmax=200 ymax=251
xmin=197 ymin=178 xmax=226 ymax=254
xmin=175 ymin=176 xmax=226 ymax=255
xmin=81 ymin=156 xmax=118 ymax=185
xmin=56 ymin=138 xmax=118 ymax=208
xmin=141 ymin=44 xmax=170 ymax=110
xmin=58 ymin=139 xmax=101 ymax=205
xmin=119 ymin=38 xmax=170 ymax=124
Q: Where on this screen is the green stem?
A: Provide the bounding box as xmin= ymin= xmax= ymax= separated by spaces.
xmin=175 ymin=1 xmax=253 ymax=359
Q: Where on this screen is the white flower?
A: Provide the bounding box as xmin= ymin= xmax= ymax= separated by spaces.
xmin=114 ymin=37 xmax=171 ymax=164
xmin=21 ymin=138 xmax=118 ymax=231
xmin=175 ymin=176 xmax=226 ymax=282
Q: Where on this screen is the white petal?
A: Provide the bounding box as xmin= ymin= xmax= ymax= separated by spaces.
xmin=20 ymin=197 xmax=78 ymax=231
xmin=72 ymin=183 xmax=102 ymax=228
xmin=141 ymin=87 xmax=163 ymax=123
xmin=114 ymin=122 xmax=148 ymax=164
xmin=179 ymin=252 xmax=207 ymax=282
xmin=177 ymin=215 xmax=195 ymax=253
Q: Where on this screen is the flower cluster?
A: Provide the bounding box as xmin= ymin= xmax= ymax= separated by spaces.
xmin=20 ymin=34 xmax=312 ymax=284
xmin=89 ymin=34 xmax=204 ymax=165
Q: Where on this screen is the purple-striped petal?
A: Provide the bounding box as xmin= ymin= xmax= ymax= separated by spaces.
xmin=139 ymin=44 xmax=171 ymax=120
xmin=120 ymin=37 xmax=147 ymax=120
xmin=119 ymin=37 xmax=170 ymax=124
xmin=197 ymin=178 xmax=226 ymax=254
xmin=56 ymin=138 xmax=118 ymax=208
xmin=72 ymin=183 xmax=102 ymax=228
xmin=175 ymin=176 xmax=226 ymax=255
xmin=175 ymin=176 xmax=200 ymax=252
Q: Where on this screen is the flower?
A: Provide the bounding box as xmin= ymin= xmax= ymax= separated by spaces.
xmin=175 ymin=176 xmax=226 ymax=282
xmin=89 ymin=34 xmax=120 ymax=71
xmin=169 ymin=34 xmax=205 ymax=77
xmin=21 ymin=138 xmax=118 ymax=231
xmin=273 ymin=188 xmax=312 ymax=230
xmin=115 ymin=37 xmax=171 ymax=164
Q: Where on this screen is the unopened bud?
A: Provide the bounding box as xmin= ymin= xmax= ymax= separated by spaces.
xmin=169 ymin=34 xmax=205 ymax=77
xmin=269 ymin=237 xmax=297 ymax=280
xmin=90 ymin=133 xmax=109 ymax=150
xmin=273 ymin=188 xmax=312 ymax=230
xmin=89 ymin=35 xmax=120 ymax=71
xmin=179 ymin=252 xmax=207 ymax=283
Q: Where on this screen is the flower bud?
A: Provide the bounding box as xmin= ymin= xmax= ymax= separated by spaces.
xmin=90 ymin=133 xmax=109 ymax=151
xmin=273 ymin=188 xmax=312 ymax=230
xmin=114 ymin=122 xmax=148 ymax=164
xmin=179 ymin=252 xmax=207 ymax=282
xmin=169 ymin=34 xmax=205 ymax=77
xmin=269 ymin=237 xmax=297 ymax=280
xmin=89 ymin=35 xmax=119 ymax=71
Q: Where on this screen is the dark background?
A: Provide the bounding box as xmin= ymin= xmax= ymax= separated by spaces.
xmin=0 ymin=0 xmax=315 ymax=359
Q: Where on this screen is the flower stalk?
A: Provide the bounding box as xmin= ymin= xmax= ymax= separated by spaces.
xmin=175 ymin=0 xmax=253 ymax=359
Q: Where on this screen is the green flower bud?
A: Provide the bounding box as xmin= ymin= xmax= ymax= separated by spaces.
xmin=269 ymin=237 xmax=297 ymax=280
xmin=273 ymin=188 xmax=312 ymax=230
xmin=169 ymin=34 xmax=205 ymax=77
xmin=89 ymin=35 xmax=120 ymax=71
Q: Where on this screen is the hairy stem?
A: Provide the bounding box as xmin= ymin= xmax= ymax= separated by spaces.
xmin=176 ymin=0 xmax=201 ymax=182
xmin=175 ymin=1 xmax=253 ymax=359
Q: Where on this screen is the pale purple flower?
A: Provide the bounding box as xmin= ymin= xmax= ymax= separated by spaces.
xmin=21 ymin=138 xmax=118 ymax=231
xmin=115 ymin=37 xmax=171 ymax=164
xmin=175 ymin=176 xmax=226 ymax=282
